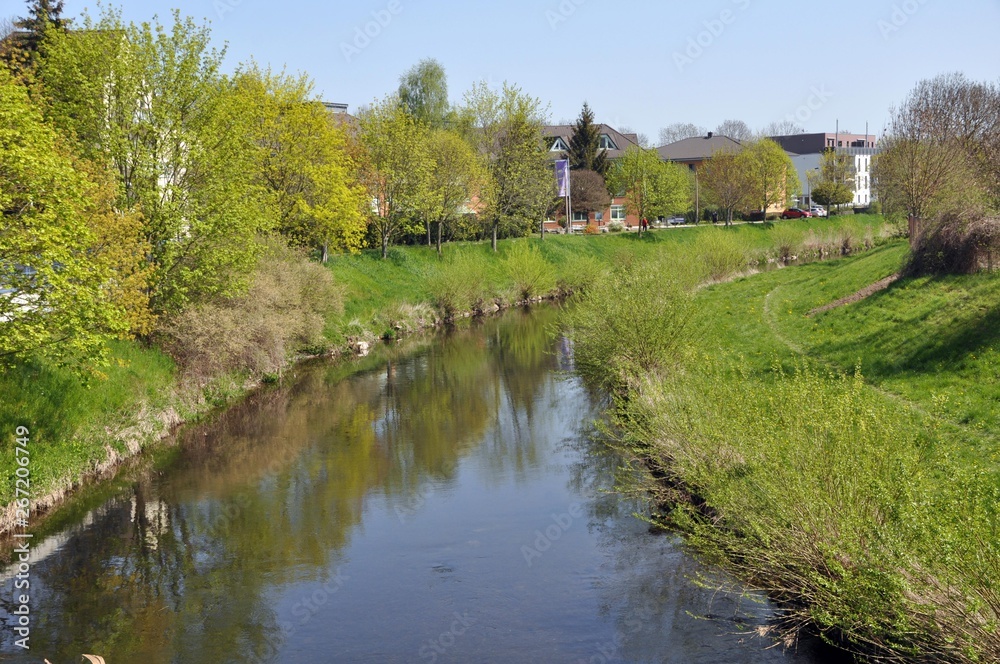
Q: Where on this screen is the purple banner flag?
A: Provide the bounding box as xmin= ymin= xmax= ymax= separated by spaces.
xmin=555 ymin=159 xmax=570 ymax=198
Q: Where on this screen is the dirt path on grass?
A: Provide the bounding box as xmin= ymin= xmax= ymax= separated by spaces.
xmin=807 ymin=273 xmax=900 ymax=317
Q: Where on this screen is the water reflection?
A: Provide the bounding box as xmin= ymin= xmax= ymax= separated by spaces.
xmin=0 ymin=306 xmax=841 ymax=663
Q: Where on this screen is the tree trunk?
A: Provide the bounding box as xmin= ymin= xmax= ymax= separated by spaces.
xmin=426 ymin=220 xmax=432 ymax=246
xmin=381 ymin=233 xmax=389 ymax=259
xmin=437 ymin=220 xmax=443 ymax=257
xmin=491 ymin=221 xmax=498 ymax=252
xmin=321 ymin=243 xmax=329 ymax=264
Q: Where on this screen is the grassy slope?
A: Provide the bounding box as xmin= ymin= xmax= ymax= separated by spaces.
xmin=0 ymin=215 xmax=889 ymax=510
xmin=643 ymin=239 xmax=1000 ymax=659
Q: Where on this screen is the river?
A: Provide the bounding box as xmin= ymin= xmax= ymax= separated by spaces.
xmin=0 ymin=307 xmax=847 ymax=663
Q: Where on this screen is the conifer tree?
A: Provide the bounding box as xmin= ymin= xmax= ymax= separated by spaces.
xmin=568 ymin=102 xmax=608 ymax=175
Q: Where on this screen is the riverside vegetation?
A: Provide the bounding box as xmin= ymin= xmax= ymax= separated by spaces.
xmin=569 ymin=232 xmax=1000 ymax=661
xmin=0 ymin=216 xmax=892 ymax=526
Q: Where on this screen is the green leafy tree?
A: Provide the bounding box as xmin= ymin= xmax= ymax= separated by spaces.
xmin=4 ymin=0 xmax=66 ymax=72
xmin=810 ymin=180 xmax=853 ymax=211
xmin=38 ymin=8 xmax=270 ymax=313
xmin=568 ymin=102 xmax=608 ymax=175
xmin=236 ymin=65 xmax=367 ymax=262
xmin=808 ymin=148 xmax=856 ymax=213
xmin=699 ymin=150 xmax=750 ymax=226
xmin=459 ymin=82 xmax=554 ymax=251
xmin=398 ymin=58 xmax=451 ymax=128
xmin=0 ymin=68 xmax=142 ymax=373
xmin=606 ymin=147 xmax=690 ymax=235
xmin=738 ymin=138 xmax=799 ymax=220
xmin=419 ymin=128 xmax=486 ymax=256
xmin=357 ymin=97 xmax=433 ymax=258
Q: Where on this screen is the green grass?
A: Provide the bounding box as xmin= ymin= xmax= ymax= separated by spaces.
xmin=572 ymin=234 xmax=1000 ymax=661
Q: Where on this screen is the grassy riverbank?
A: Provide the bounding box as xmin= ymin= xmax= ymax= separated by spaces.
xmin=0 ymin=214 xmax=895 ymax=527
xmin=571 ymin=238 xmax=1000 ymax=661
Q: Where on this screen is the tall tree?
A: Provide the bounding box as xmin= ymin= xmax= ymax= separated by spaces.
xmin=0 ymin=67 xmax=146 ymax=373
xmin=398 ymin=58 xmax=451 ymax=128
xmin=699 ymin=150 xmax=750 ymax=226
xmin=606 ymin=147 xmax=690 ymax=236
xmin=235 ymin=66 xmax=366 ymax=262
xmin=874 ymin=73 xmax=999 ymax=220
xmin=357 ymin=98 xmax=433 ymax=258
xmin=7 ymin=0 xmax=65 ymax=70
xmin=738 ymin=139 xmax=800 ymax=220
xmin=715 ymin=119 xmax=753 ymax=142
xmin=38 ymin=8 xmax=271 ymax=313
xmin=459 ymin=82 xmax=553 ymax=251
xmin=808 ymin=149 xmax=856 ymax=213
xmin=568 ymin=102 xmax=608 ymax=175
xmin=658 ymin=122 xmax=705 ymax=146
xmin=419 ymin=128 xmax=486 ymax=255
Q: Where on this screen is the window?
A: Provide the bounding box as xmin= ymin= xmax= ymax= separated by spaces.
xmin=573 ymin=211 xmax=589 ymax=222
xmin=550 ymin=137 xmax=568 ymax=152
xmin=611 ymin=205 xmax=626 ymax=222
xmin=599 ymin=134 xmax=618 ymax=150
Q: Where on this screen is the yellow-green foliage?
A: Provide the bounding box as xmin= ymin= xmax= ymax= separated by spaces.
xmin=691 ymin=228 xmax=750 ymax=281
xmin=502 ymin=241 xmax=557 ymax=301
xmin=569 ymin=252 xmax=695 ymax=390
xmin=627 ymin=361 xmax=1000 ymax=661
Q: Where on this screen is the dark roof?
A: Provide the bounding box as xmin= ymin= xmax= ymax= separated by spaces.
xmin=657 ymin=134 xmax=743 ymax=162
xmin=541 ymin=124 xmax=641 ymax=161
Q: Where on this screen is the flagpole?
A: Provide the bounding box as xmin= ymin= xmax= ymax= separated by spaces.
xmin=566 ymin=168 xmax=572 ymax=235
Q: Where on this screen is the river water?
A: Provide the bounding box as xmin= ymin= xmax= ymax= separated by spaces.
xmin=0 ymin=307 xmax=846 ymax=663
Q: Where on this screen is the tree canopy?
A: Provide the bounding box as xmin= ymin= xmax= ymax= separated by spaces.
xmin=398 ymin=58 xmax=451 ymax=128
xmin=0 ymin=67 xmax=146 ymax=373
xmin=459 ymin=82 xmax=553 ymax=250
xmin=38 ymin=8 xmax=271 ymax=313
xmin=357 ymin=98 xmax=433 ymax=258
xmin=606 ymin=147 xmax=690 ymax=234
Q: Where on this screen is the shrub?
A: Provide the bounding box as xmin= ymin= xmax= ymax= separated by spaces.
xmin=502 ymin=241 xmax=557 ymax=302
xmin=607 ymin=221 xmax=625 ymax=233
xmin=556 ymin=254 xmax=607 ymax=295
xmin=427 ymin=251 xmax=492 ymax=318
xmin=583 ymin=223 xmax=600 ymax=235
xmin=568 ymin=254 xmax=694 ymax=391
xmin=769 ymin=226 xmax=803 ymax=262
xmin=906 ymin=211 xmax=1000 ymax=275
xmin=159 ymin=239 xmax=341 ymax=381
xmin=691 ymin=228 xmax=750 ymax=281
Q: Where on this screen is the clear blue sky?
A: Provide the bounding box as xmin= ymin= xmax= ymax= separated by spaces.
xmin=6 ymin=0 xmax=999 ymax=143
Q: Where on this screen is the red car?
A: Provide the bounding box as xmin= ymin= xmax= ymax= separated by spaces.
xmin=781 ymin=208 xmax=812 ymax=219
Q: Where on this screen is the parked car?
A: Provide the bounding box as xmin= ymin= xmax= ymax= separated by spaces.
xmin=668 ymin=216 xmax=686 ymax=225
xmin=809 ymin=206 xmax=827 ymax=217
xmin=747 ymin=210 xmax=767 ymax=222
xmin=781 ymin=208 xmax=811 ymax=219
